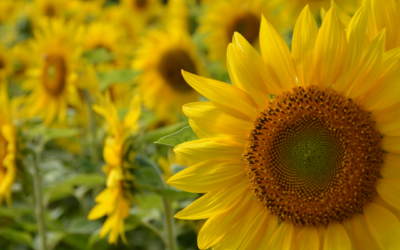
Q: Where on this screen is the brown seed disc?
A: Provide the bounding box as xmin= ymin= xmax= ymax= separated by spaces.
xmin=227 ymin=13 xmax=260 ymax=45
xmin=42 ymin=54 xmax=67 ymax=97
xmin=135 ymin=0 xmax=148 ymax=9
xmin=157 ymin=49 xmax=196 ymax=93
xmin=244 ymin=86 xmax=383 ymax=226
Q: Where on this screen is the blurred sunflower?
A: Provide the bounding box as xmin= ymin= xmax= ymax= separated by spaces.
xmin=28 ymin=0 xmax=72 ymax=22
xmin=364 ymin=0 xmax=400 ymax=51
xmin=120 ymin=0 xmax=162 ymax=25
xmin=22 ymin=19 xmax=84 ymax=124
xmin=88 ymin=94 xmax=141 ymax=244
xmin=198 ymin=0 xmax=279 ymax=65
xmin=0 ymin=85 xmax=18 ymax=206
xmin=133 ymin=29 xmax=205 ymax=121
xmin=0 ymin=43 xmax=13 ymax=81
xmin=0 ymin=0 xmax=25 ymax=26
xmin=168 ymin=6 xmax=400 ymax=249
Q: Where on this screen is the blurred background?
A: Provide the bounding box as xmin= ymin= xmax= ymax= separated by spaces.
xmin=0 ymin=0 xmax=361 ymax=249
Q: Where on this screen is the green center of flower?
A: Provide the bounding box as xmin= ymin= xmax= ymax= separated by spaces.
xmin=42 ymin=54 xmax=67 ymax=97
xmin=228 ymin=13 xmax=260 ymax=44
xmin=158 ymin=49 xmax=196 ymax=93
xmin=244 ymin=86 xmax=383 ymax=226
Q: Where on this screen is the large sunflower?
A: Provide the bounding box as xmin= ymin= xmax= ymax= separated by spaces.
xmin=88 ymin=94 xmax=141 ymax=244
xmin=168 ymin=6 xmax=400 ymax=249
xmin=198 ymin=0 xmax=280 ymax=65
xmin=0 ymin=85 xmax=17 ymax=206
xmin=23 ymin=19 xmax=84 ymax=124
xmin=133 ymin=29 xmax=205 ymax=121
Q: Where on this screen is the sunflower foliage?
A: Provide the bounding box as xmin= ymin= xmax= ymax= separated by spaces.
xmin=0 ymin=0 xmax=399 ymax=250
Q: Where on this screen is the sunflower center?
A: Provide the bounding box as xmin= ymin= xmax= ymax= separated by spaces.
xmin=158 ymin=50 xmax=196 ymax=93
xmin=0 ymin=58 xmax=5 ymax=70
xmin=42 ymin=54 xmax=67 ymax=97
xmin=0 ymin=132 xmax=7 ymax=168
xmin=44 ymin=4 xmax=56 ymax=17
xmin=228 ymin=13 xmax=260 ymax=44
xmin=244 ymin=86 xmax=383 ymax=226
xmin=134 ymin=0 xmax=148 ymax=9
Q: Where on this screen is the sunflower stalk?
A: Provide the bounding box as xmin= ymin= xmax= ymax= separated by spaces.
xmin=31 ymin=152 xmax=48 ymax=250
xmin=83 ymin=90 xmax=99 ymax=167
xmin=162 ymin=197 xmax=177 ymax=250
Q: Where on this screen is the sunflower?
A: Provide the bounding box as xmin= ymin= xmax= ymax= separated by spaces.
xmin=120 ymin=0 xmax=162 ymax=25
xmin=364 ymin=0 xmax=400 ymax=51
xmin=167 ymin=6 xmax=400 ymax=249
xmin=0 ymin=0 xmax=25 ymax=26
xmin=22 ymin=19 xmax=84 ymax=125
xmin=88 ymin=94 xmax=141 ymax=244
xmin=198 ymin=0 xmax=280 ymax=65
xmin=0 ymin=85 xmax=17 ymax=206
xmin=133 ymin=29 xmax=205 ymax=121
xmin=0 ymin=43 xmax=13 ymax=81
xmin=28 ymin=0 xmax=72 ymax=23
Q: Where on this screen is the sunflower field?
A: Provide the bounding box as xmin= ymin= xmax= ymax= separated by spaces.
xmin=1 ymin=0 xmax=400 ymax=249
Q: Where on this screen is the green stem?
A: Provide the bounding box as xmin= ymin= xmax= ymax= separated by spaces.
xmin=32 ymin=154 xmax=47 ymax=250
xmin=142 ymin=221 xmax=167 ymax=246
xmin=83 ymin=90 xmax=99 ymax=166
xmin=162 ymin=197 xmax=177 ymax=250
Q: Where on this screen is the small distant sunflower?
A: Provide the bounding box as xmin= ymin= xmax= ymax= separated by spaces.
xmin=120 ymin=0 xmax=162 ymax=25
xmin=88 ymin=94 xmax=141 ymax=244
xmin=0 ymin=85 xmax=17 ymax=206
xmin=364 ymin=0 xmax=400 ymax=51
xmin=0 ymin=0 xmax=24 ymax=26
xmin=23 ymin=19 xmax=84 ymax=124
xmin=168 ymin=6 xmax=400 ymax=249
xmin=198 ymin=0 xmax=279 ymax=65
xmin=133 ymin=29 xmax=205 ymax=120
xmin=28 ymin=0 xmax=72 ymax=23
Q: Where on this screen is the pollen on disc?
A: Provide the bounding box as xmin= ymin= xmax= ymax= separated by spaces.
xmin=244 ymin=86 xmax=383 ymax=226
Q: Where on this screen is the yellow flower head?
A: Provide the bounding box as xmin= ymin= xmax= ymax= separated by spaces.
xmin=168 ymin=6 xmax=400 ymax=249
xmin=133 ymin=28 xmax=205 ymax=121
xmin=120 ymin=0 xmax=162 ymax=25
xmin=198 ymin=0 xmax=280 ymax=65
xmin=88 ymin=94 xmax=141 ymax=244
xmin=28 ymin=0 xmax=73 ymax=24
xmin=0 ymin=84 xmax=18 ymax=206
xmin=0 ymin=0 xmax=24 ymax=25
xmin=22 ymin=19 xmax=84 ymax=125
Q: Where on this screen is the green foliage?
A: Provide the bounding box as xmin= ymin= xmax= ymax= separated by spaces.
xmin=97 ymin=69 xmax=139 ymax=91
xmin=0 ymin=228 xmax=32 ymax=246
xmin=155 ymin=126 xmax=199 ymax=147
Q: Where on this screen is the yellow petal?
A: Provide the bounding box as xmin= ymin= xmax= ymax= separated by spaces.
xmin=362 ymin=48 xmax=400 ymax=110
xmin=382 ymin=136 xmax=400 ymax=155
xmin=346 ymin=30 xmax=385 ymax=99
xmin=197 ymin=194 xmax=253 ymax=249
xmin=364 ymin=203 xmax=400 ymax=249
xmin=167 ymin=158 xmax=245 ymax=193
xmin=292 ymin=6 xmax=318 ymax=87
xmin=227 ymin=43 xmax=270 ymax=108
xmin=188 ymin=119 xmax=246 ymax=144
xmin=182 ymin=71 xmax=258 ymax=120
xmin=323 ymin=223 xmax=351 ymax=250
xmin=256 ymin=214 xmax=279 ymax=250
xmin=297 ymin=226 xmax=319 ymax=250
xmin=174 ymin=180 xmax=250 ymax=220
xmin=183 ymin=102 xmax=253 ymax=135
xmin=267 ymin=222 xmax=294 ymax=250
xmin=238 ymin=206 xmax=271 ymax=250
xmin=376 ymin=179 xmax=400 ymax=211
xmin=123 ymin=94 xmax=141 ymax=129
xmin=260 ymin=15 xmax=296 ymax=92
xmin=381 ymin=153 xmax=400 ymax=180
xmin=174 ymin=138 xmax=244 ymax=164
xmin=314 ymin=7 xmax=347 ymax=89
xmin=88 ymin=203 xmax=107 ymax=220
xmin=351 ymin=213 xmax=380 ymax=250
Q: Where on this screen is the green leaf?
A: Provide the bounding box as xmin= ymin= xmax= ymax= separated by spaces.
xmin=155 ymin=126 xmax=199 ymax=147
xmin=155 ymin=188 xmax=197 ymax=202
xmin=135 ymin=168 xmax=162 ymax=188
xmin=44 ymin=173 xmax=105 ymax=204
xmin=97 ymin=69 xmax=139 ymax=91
xmin=0 ymin=228 xmax=32 ymax=246
xmin=82 ymin=48 xmax=114 ymax=64
xmin=143 ymin=121 xmax=188 ymax=144
xmin=24 ymin=125 xmax=80 ymax=143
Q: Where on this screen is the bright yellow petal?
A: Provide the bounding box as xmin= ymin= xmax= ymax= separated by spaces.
xmin=188 ymin=119 xmax=246 ymax=144
xmin=381 ymin=153 xmax=400 ymax=180
xmin=260 ymin=15 xmax=296 ymax=92
xmin=351 ymin=213 xmax=380 ymax=250
xmin=376 ymin=179 xmax=400 ymax=211
xmin=182 ymin=71 xmax=258 ymax=120
xmin=167 ymin=158 xmax=245 ymax=193
xmin=297 ymin=226 xmax=319 ymax=250
xmin=174 ymin=180 xmax=250 ymax=220
xmin=197 ymin=193 xmax=253 ymax=249
xmin=314 ymin=7 xmax=347 ymax=89
xmin=174 ymin=138 xmax=244 ymax=164
xmin=292 ymin=6 xmax=318 ymax=87
xmin=382 ymin=136 xmax=400 ymax=155
xmin=364 ymin=203 xmax=400 ymax=249
xmin=323 ymin=223 xmax=351 ymax=250
xmin=267 ymin=222 xmax=294 ymax=250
